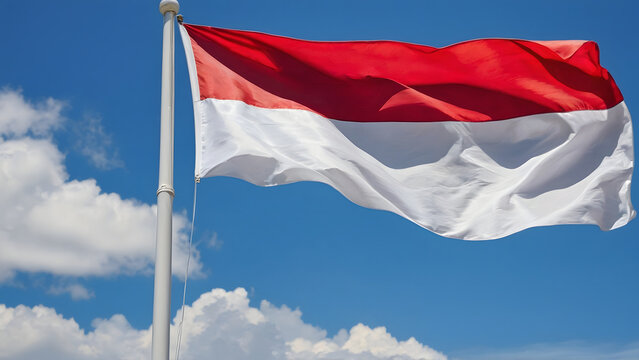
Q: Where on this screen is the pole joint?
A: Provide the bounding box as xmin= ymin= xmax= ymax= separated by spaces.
xmin=157 ymin=184 xmax=176 ymax=197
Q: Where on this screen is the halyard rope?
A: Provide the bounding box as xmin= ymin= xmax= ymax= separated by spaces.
xmin=175 ymin=180 xmax=197 ymax=360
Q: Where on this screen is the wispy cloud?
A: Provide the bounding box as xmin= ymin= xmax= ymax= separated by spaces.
xmin=73 ymin=114 xmax=123 ymax=170
xmin=206 ymin=232 xmax=223 ymax=250
xmin=48 ymin=283 xmax=94 ymax=301
xmin=453 ymin=341 xmax=639 ymax=360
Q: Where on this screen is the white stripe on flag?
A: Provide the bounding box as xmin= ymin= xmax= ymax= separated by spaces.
xmin=195 ymin=99 xmax=635 ymax=240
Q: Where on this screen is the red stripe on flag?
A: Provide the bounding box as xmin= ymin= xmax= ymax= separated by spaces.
xmin=183 ymin=24 xmax=623 ymax=123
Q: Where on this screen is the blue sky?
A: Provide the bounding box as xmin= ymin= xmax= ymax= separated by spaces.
xmin=0 ymin=1 xmax=637 ymax=359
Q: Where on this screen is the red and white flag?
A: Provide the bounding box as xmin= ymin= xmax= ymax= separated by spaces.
xmin=179 ymin=23 xmax=635 ymax=240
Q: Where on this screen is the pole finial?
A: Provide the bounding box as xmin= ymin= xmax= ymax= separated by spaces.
xmin=159 ymin=0 xmax=179 ymax=15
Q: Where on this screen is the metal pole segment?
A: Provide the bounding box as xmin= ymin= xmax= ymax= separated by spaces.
xmin=153 ymin=1 xmax=179 ymax=360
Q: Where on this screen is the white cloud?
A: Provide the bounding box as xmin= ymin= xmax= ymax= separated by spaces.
xmin=0 ymin=89 xmax=201 ymax=282
xmin=0 ymin=88 xmax=64 ymax=137
xmin=0 ymin=288 xmax=447 ymax=360
xmin=0 ymin=304 xmax=150 ymax=360
xmin=73 ymin=115 xmax=123 ymax=170
xmin=47 ymin=283 xmax=94 ymax=301
xmin=5 ymin=287 xmax=638 ymax=360
xmin=206 ymin=231 xmax=223 ymax=250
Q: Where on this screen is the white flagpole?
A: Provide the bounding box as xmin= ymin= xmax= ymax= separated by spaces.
xmin=153 ymin=1 xmax=179 ymax=360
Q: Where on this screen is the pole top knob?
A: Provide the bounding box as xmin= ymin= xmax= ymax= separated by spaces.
xmin=159 ymin=0 xmax=179 ymax=15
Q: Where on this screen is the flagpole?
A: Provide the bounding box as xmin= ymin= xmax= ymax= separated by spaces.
xmin=153 ymin=1 xmax=179 ymax=360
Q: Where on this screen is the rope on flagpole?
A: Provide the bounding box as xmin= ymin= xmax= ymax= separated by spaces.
xmin=175 ymin=179 xmax=198 ymax=360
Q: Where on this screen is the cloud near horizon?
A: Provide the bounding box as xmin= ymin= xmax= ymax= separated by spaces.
xmin=0 ymin=287 xmax=447 ymax=360
xmin=1 ymin=286 xmax=638 ymax=360
xmin=452 ymin=341 xmax=639 ymax=360
xmin=0 ymin=88 xmax=202 ymax=284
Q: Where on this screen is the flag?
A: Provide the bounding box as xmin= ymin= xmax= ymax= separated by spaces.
xmin=178 ymin=23 xmax=635 ymax=240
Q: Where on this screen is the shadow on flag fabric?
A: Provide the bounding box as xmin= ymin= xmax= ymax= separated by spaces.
xmin=178 ymin=23 xmax=635 ymax=240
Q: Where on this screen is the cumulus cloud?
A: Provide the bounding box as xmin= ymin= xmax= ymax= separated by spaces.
xmin=0 ymin=288 xmax=447 ymax=360
xmin=0 ymin=88 xmax=201 ymax=282
xmin=0 ymin=89 xmax=64 ymax=137
xmin=0 ymin=304 xmax=150 ymax=360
